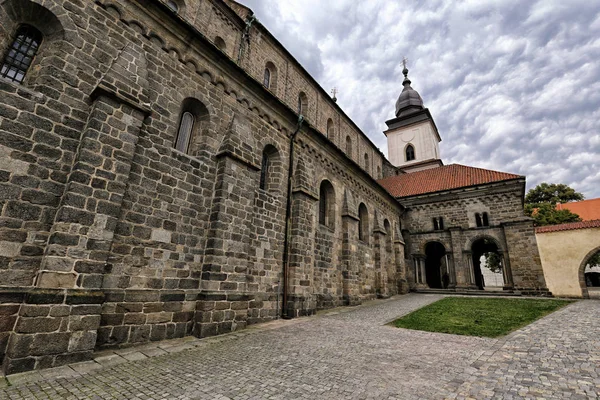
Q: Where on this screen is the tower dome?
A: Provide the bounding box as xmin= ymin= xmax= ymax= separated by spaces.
xmin=394 ymin=66 xmax=423 ymax=117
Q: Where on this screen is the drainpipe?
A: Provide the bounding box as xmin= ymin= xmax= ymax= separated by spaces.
xmin=238 ymin=13 xmax=257 ymax=64
xmin=281 ymin=115 xmax=304 ymax=319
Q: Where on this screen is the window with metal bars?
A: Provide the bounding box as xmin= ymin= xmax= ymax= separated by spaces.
xmin=1 ymin=25 xmax=43 ymax=84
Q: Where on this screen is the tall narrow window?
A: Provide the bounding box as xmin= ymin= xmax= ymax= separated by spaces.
xmin=319 ymin=180 xmax=335 ymax=229
xmin=364 ymin=153 xmax=369 ymax=173
xmin=405 ymin=144 xmax=415 ymax=161
xmin=1 ymin=25 xmax=43 ymax=84
xmin=482 ymin=212 xmax=489 ymax=227
xmin=345 ymin=136 xmax=352 ymax=155
xmin=475 ymin=213 xmax=482 ymax=227
xmin=175 ymin=111 xmax=194 ymax=153
xmin=433 ymin=218 xmax=439 ymax=231
xmin=358 ymin=203 xmax=369 ymax=243
xmin=259 ymin=151 xmax=270 ymax=190
xmin=327 ymin=118 xmax=334 ymax=140
xmin=263 ymin=67 xmax=271 ymax=89
xmin=298 ymin=92 xmax=307 ymax=115
xmin=439 ymin=217 xmax=444 ymax=230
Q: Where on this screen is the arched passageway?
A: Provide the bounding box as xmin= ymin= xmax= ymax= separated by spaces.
xmin=425 ymin=242 xmax=446 ymax=289
xmin=471 ymin=238 xmax=503 ymax=290
xmin=583 ymin=248 xmax=600 ymax=298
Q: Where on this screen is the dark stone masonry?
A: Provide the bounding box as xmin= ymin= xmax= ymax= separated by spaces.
xmin=0 ymin=0 xmax=546 ymax=374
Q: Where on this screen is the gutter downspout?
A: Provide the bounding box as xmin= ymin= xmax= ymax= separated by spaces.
xmin=281 ymin=115 xmax=304 ymax=319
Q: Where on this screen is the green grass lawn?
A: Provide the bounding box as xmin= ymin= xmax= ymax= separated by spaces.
xmin=391 ymin=297 xmax=573 ymax=338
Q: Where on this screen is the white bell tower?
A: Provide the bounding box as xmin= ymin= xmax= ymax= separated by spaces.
xmin=384 ymin=61 xmax=442 ymax=173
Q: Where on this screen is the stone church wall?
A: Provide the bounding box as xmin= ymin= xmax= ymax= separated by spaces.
xmin=0 ymin=0 xmax=404 ymax=373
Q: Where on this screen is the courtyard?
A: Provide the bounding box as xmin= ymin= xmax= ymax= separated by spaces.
xmin=0 ymin=294 xmax=598 ymax=400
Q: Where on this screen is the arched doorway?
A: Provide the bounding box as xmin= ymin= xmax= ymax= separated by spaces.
xmin=425 ymin=242 xmax=446 ymax=289
xmin=582 ymin=248 xmax=600 ymax=299
xmin=471 ymin=238 xmax=503 ymax=290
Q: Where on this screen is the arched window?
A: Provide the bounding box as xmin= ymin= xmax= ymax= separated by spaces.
xmin=166 ymin=0 xmax=179 ymax=12
xmin=326 ymin=118 xmax=334 ymax=140
xmin=175 ymin=111 xmax=194 ymax=153
xmin=364 ymin=153 xmax=369 ymax=173
xmin=482 ymin=212 xmax=489 ymax=227
xmin=264 ymin=62 xmax=277 ymax=92
xmin=1 ymin=25 xmax=43 ymax=84
xmin=174 ymin=98 xmax=209 ymax=155
xmin=319 ymin=180 xmax=335 ymax=229
xmin=298 ymin=92 xmax=308 ymax=115
xmin=263 ymin=67 xmax=271 ymax=89
xmin=475 ymin=213 xmax=482 ymax=228
xmin=214 ymin=36 xmax=226 ymax=52
xmin=405 ymin=144 xmax=415 ymax=161
xmin=377 ymin=166 xmax=381 ymax=178
xmin=258 ymin=145 xmax=281 ymax=192
xmin=358 ymin=203 xmax=369 ymax=243
xmin=345 ymin=136 xmax=352 ymax=156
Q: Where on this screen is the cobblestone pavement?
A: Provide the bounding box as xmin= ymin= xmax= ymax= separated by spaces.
xmin=0 ymin=294 xmax=598 ymax=400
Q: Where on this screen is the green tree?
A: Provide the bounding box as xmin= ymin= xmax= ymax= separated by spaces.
xmin=484 ymin=252 xmax=502 ymax=273
xmin=525 ymin=203 xmax=582 ymax=226
xmin=524 ymin=183 xmax=584 ymax=226
xmin=587 ymin=252 xmax=600 ymax=269
xmin=525 ymin=182 xmax=584 ymax=205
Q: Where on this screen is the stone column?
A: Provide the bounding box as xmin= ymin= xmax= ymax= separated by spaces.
xmin=501 ymin=251 xmax=514 ymax=290
xmin=37 ymin=94 xmax=148 ymax=289
xmin=4 ymin=77 xmax=151 ymax=374
xmin=195 ymin=115 xmax=260 ymax=337
xmin=394 ymin=238 xmax=408 ymax=294
xmin=445 ymin=252 xmax=457 ymax=288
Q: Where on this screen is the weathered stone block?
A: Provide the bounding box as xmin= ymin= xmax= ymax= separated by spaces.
xmin=31 ymin=332 xmax=71 ymax=356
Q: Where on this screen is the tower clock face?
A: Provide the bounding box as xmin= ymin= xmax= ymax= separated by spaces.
xmin=401 ymin=130 xmax=415 ymax=142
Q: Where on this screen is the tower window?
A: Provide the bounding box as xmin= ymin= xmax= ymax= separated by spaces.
xmin=345 ymin=136 xmax=352 ymax=155
xmin=482 ymin=212 xmax=489 ymax=227
xmin=475 ymin=213 xmax=482 ymax=227
xmin=1 ymin=25 xmax=43 ymax=84
xmin=433 ymin=217 xmax=444 ymax=230
xmin=405 ymin=144 xmax=415 ymax=161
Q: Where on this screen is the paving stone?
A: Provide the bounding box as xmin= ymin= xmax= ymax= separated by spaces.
xmin=0 ymin=295 xmax=597 ymax=399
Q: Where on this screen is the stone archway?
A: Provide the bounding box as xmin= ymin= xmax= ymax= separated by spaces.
xmin=471 ymin=238 xmax=504 ymax=290
xmin=424 ymin=242 xmax=446 ymax=289
xmin=580 ymin=246 xmax=600 ymax=299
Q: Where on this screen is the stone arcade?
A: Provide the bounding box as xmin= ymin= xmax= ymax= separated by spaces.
xmin=0 ymin=0 xmax=546 ymax=374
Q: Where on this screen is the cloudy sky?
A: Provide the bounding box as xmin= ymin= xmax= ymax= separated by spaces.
xmin=238 ymin=0 xmax=600 ymax=199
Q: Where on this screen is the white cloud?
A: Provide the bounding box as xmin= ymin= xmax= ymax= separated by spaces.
xmin=239 ymin=0 xmax=600 ymax=198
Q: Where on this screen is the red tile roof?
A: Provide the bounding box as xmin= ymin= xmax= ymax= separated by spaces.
xmin=555 ymin=198 xmax=600 ymax=221
xmin=535 ymin=219 xmax=600 ymax=233
xmin=377 ymin=164 xmax=522 ymax=198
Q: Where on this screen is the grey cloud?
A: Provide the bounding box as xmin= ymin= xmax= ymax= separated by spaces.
xmin=238 ymin=0 xmax=600 ymax=198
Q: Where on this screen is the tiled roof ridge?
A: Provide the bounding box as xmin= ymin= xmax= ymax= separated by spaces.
xmin=377 ymin=163 xmax=523 ymax=198
xmin=535 ymin=219 xmax=600 ymax=233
